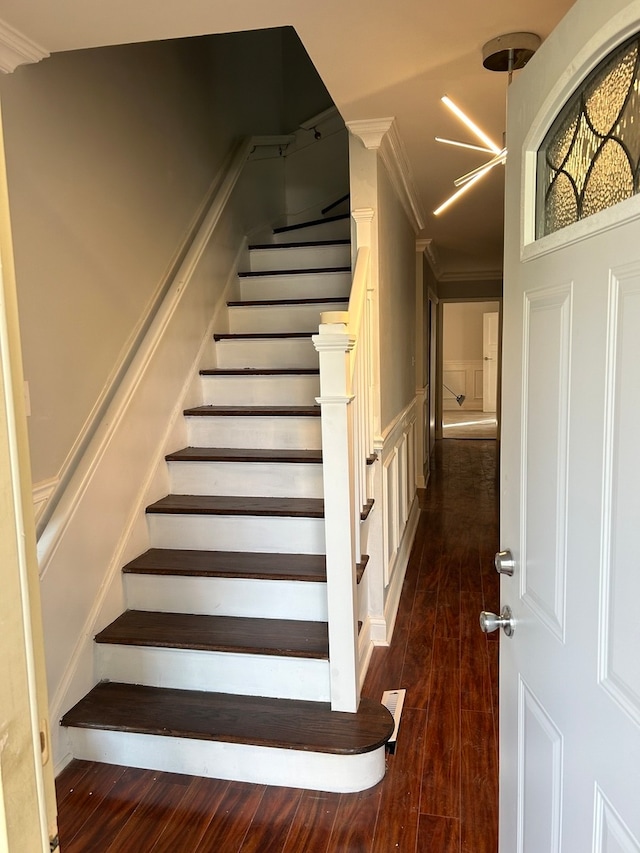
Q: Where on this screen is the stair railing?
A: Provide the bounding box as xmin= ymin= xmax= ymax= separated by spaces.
xmin=313 ymin=208 xmax=375 ymax=713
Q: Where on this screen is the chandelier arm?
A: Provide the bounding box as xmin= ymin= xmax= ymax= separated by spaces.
xmin=433 ymin=170 xmax=491 ymax=216
xmin=440 ymin=96 xmax=502 ymax=154
xmin=453 ymin=148 xmax=507 ymax=187
xmin=435 ymin=137 xmax=496 ymax=154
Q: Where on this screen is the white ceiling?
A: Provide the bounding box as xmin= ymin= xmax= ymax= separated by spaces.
xmin=0 ymin=0 xmax=576 ymax=279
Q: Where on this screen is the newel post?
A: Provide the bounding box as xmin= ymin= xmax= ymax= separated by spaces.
xmin=312 ymin=321 xmax=360 ymax=712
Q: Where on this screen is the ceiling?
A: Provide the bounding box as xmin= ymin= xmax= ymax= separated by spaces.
xmin=0 ymin=0 xmax=576 ymax=279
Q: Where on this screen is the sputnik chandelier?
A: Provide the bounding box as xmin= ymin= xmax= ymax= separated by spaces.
xmin=433 ymin=32 xmax=541 ymax=216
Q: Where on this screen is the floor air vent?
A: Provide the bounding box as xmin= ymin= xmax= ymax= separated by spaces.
xmin=381 ymin=688 xmax=406 ymax=754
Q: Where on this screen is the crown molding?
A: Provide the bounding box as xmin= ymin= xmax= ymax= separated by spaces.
xmin=0 ymin=17 xmax=49 ymax=73
xmin=438 ymin=268 xmax=503 ymax=283
xmin=347 ymin=117 xmax=425 ymax=234
xmin=416 ymin=237 xmax=442 ymax=278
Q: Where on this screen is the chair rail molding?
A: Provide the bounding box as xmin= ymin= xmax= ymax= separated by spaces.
xmin=346 ymin=118 xmax=425 ymax=233
xmin=0 ymin=17 xmax=49 ymax=73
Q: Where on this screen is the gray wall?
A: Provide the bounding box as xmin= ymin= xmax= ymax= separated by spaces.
xmin=0 ymin=29 xmax=333 ymax=488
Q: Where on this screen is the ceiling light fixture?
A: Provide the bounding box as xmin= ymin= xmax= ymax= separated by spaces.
xmin=433 ymin=32 xmax=541 ymax=216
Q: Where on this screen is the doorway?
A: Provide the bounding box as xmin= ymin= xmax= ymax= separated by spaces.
xmin=441 ymin=300 xmax=501 ymax=439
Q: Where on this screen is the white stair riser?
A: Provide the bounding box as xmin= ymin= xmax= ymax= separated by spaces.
xmin=148 ymin=513 xmax=325 ymax=554
xmin=97 ymin=645 xmax=330 ymax=701
xmin=168 ymin=460 xmax=323 ymax=498
xmin=271 ymin=220 xmax=350 ymax=243
xmin=200 ymin=374 xmax=319 ymax=406
xmin=124 ymin=574 xmax=328 ymax=621
xmin=67 ymin=728 xmax=386 ymax=793
xmin=215 ymin=338 xmax=318 ymax=369
xmin=228 ymin=302 xmax=347 ymax=334
xmin=186 ymin=415 xmax=321 ymax=450
xmin=239 ymin=271 xmax=351 ymax=301
xmin=248 ymin=244 xmax=351 ymax=272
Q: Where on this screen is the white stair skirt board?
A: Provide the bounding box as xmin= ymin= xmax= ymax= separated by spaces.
xmin=97 ymin=645 xmax=330 ymax=701
xmin=147 ymin=513 xmax=326 ymax=554
xmin=270 ymin=220 xmax=350 ymax=244
xmin=167 ymin=460 xmax=324 ymax=499
xmin=239 ymin=271 xmax=351 ymax=302
xmin=248 ymin=244 xmax=350 ymax=273
xmin=67 ymin=728 xmax=386 ymax=793
xmin=214 ymin=337 xmax=319 ymax=370
xmin=200 ymin=373 xmax=320 ymax=407
xmin=186 ymin=415 xmax=321 ymax=450
xmin=123 ymin=574 xmax=328 ymax=621
xmin=227 ymin=301 xmax=348 ymax=334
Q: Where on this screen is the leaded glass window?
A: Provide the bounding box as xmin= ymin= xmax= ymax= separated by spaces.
xmin=537 ymin=34 xmax=640 ymax=238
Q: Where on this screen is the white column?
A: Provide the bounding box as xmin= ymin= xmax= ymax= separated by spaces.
xmin=312 ymin=322 xmax=359 ymax=712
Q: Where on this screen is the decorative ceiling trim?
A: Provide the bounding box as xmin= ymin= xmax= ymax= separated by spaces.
xmin=347 ymin=117 xmax=425 ymax=233
xmin=438 ymin=268 xmax=503 ymax=282
xmin=416 ymin=237 xmax=442 ymax=279
xmin=0 ymin=17 xmax=49 ymax=74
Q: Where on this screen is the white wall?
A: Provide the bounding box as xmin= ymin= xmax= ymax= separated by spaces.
xmin=377 ymin=160 xmax=417 ymax=431
xmin=443 ymin=300 xmax=499 ymax=410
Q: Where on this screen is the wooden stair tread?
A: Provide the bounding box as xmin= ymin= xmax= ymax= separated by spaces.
xmin=227 ymin=297 xmax=347 ymax=307
xmin=237 ymin=266 xmax=350 ymax=278
xmin=95 ymin=610 xmax=329 ymax=658
xmin=183 ymin=405 xmax=321 ymax=417
xmin=200 ymin=367 xmax=319 ymax=376
xmin=146 ymin=494 xmax=324 ymax=517
xmin=61 ymin=682 xmax=394 ymax=755
xmin=165 ymin=447 xmax=322 ymax=463
xmin=213 ymin=332 xmax=312 ymax=341
xmin=123 ymin=549 xmax=328 ymax=581
xmin=273 ymin=213 xmax=349 ymax=235
xmin=248 ymin=239 xmax=350 ymax=250
xmin=123 ymin=549 xmax=368 ymax=584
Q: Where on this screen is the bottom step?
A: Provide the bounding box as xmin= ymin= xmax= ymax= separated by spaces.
xmin=61 ymin=682 xmax=394 ymax=793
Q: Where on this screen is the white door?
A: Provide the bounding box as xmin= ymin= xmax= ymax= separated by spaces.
xmin=500 ymin=1 xmax=640 ymax=850
xmin=482 ymin=311 xmax=498 ymax=412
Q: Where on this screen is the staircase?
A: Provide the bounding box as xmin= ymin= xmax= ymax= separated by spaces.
xmin=61 ymin=212 xmax=394 ymax=793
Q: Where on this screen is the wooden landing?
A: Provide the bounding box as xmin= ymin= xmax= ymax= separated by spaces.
xmin=61 ymin=682 xmax=394 ymax=755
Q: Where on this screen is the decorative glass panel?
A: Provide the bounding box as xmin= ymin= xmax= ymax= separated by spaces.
xmin=537 ymin=35 xmax=640 ymax=238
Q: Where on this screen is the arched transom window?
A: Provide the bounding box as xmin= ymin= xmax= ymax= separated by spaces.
xmin=537 ymin=34 xmax=640 ymax=238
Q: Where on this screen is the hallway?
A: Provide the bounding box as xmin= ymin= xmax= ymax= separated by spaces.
xmin=55 ymin=440 xmax=500 ymax=852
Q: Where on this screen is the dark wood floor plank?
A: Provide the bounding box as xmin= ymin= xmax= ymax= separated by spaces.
xmin=326 ymin=785 xmax=382 ymax=853
xmin=417 ymin=814 xmax=461 ymax=851
xmin=370 ymin=708 xmax=426 ymax=852
xmin=239 ymin=786 xmax=304 ymax=852
xmin=103 ymin=771 xmax=192 ymax=852
xmin=460 ymin=710 xmax=498 ymax=853
xmin=54 ymin=758 xmax=95 ymax=811
xmin=94 ymin=610 xmax=330 ymax=658
xmin=282 ymin=790 xmax=341 ymax=853
xmin=194 ymin=782 xmax=266 ymax=852
xmin=56 ymin=761 xmax=128 ymax=846
xmin=421 ymin=666 xmax=460 ymax=819
xmin=61 ymin=767 xmax=157 ymax=853
xmin=150 ymin=777 xmax=230 ymax=852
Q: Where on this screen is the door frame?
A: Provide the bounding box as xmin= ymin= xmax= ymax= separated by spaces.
xmin=436 ymin=296 xmax=503 ymax=438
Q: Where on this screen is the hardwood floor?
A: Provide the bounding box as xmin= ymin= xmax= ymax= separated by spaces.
xmin=55 ymin=439 xmax=499 ymax=852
